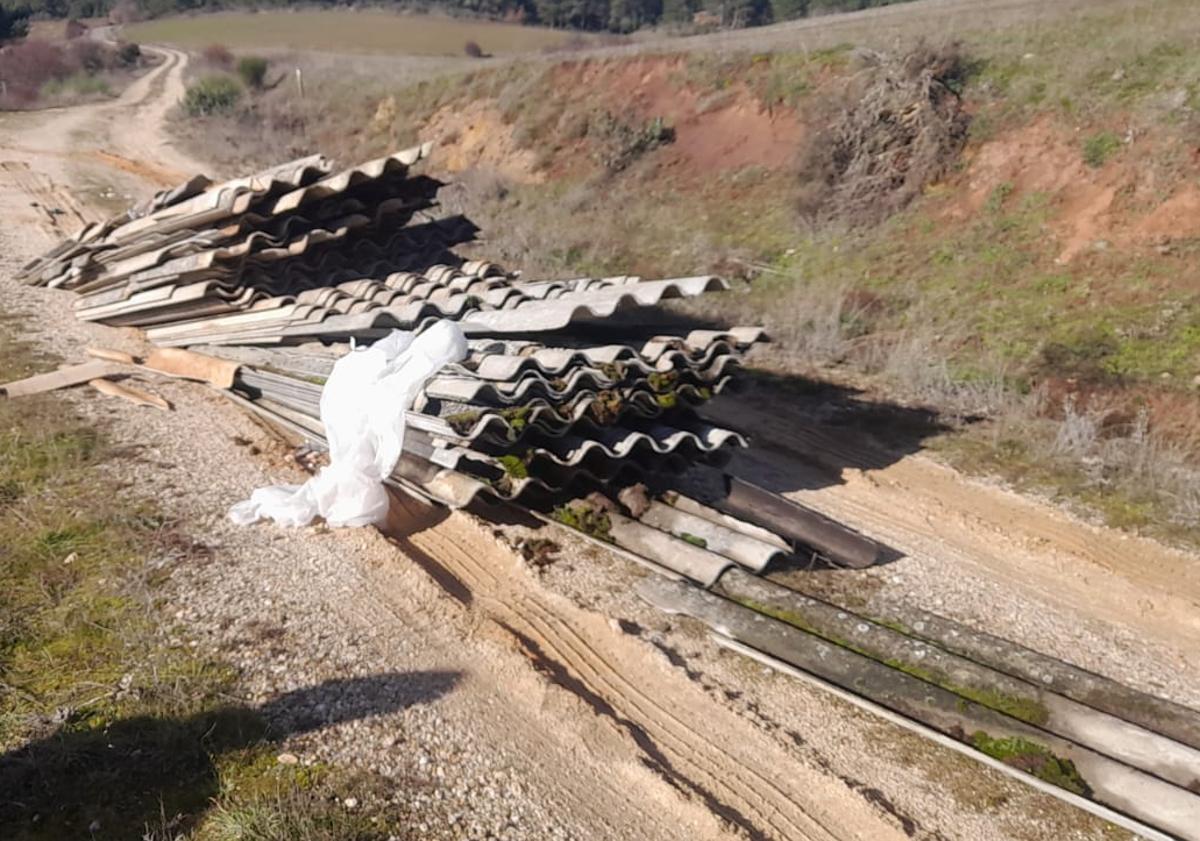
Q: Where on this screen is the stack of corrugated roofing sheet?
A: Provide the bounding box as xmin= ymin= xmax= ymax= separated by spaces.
xmin=25 ymin=145 xmax=880 ymax=572
xmin=201 ymin=328 xmax=810 ymax=586
xmin=20 ymin=145 xmax=737 ymax=348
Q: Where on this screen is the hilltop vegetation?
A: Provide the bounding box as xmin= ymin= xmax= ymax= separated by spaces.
xmin=5 ymin=0 xmax=919 ymax=33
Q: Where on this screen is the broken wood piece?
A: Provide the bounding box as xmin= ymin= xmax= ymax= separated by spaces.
xmin=86 ymin=347 xmax=138 ymax=364
xmin=1 ymin=360 xmax=127 ymax=397
xmin=143 ymin=348 xmax=239 ymax=389
xmin=89 ymin=378 xmax=171 ymax=411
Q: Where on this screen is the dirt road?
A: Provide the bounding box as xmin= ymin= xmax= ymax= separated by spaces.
xmin=0 ymin=44 xmax=195 ymax=242
xmin=1 ymin=43 xmax=1195 ymax=841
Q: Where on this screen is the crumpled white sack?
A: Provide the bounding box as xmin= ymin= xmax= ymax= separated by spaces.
xmin=229 ymin=321 xmax=468 ymax=528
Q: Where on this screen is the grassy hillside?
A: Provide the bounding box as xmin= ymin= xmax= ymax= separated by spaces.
xmin=173 ymin=0 xmax=1200 ymax=541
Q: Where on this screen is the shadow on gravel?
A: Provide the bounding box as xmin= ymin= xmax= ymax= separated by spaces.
xmin=0 ymin=671 xmax=461 ymax=841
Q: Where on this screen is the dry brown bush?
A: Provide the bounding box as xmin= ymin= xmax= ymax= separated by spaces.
xmin=201 ymin=43 xmax=234 ymax=69
xmin=797 ymin=42 xmax=972 ymax=227
xmin=0 ymin=39 xmax=71 ymax=105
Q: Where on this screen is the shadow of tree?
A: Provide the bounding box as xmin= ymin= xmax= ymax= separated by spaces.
xmin=0 ymin=671 xmax=461 ymax=841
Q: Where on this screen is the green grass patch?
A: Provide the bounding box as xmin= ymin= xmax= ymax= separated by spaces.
xmin=0 ymin=322 xmax=407 ymax=840
xmin=184 ymin=74 xmax=243 ymax=116
xmin=41 ymin=72 xmax=111 ymax=99
xmin=1082 ymin=130 xmax=1122 ymax=167
xmin=496 ymin=453 xmax=529 ymax=480
xmin=969 ymin=732 xmax=1089 ymax=796
xmin=552 ymin=502 xmax=613 ymax=543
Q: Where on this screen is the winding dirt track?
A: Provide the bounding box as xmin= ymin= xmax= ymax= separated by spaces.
xmin=0 ymin=44 xmax=197 ymax=241
xmin=1 ymin=37 xmax=1197 ymax=841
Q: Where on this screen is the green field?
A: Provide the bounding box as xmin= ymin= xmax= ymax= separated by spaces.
xmin=125 ymin=10 xmax=582 ymax=56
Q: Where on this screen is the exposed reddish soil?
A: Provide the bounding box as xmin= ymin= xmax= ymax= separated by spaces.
xmin=952 ymin=114 xmax=1200 ymax=263
xmin=417 ymin=57 xmax=804 ymax=184
xmin=1136 ymin=184 xmax=1200 ymax=242
xmin=421 ymin=100 xmax=546 ymax=184
xmin=552 ymin=58 xmax=804 ymax=173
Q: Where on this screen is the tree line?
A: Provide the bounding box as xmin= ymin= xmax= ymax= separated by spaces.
xmin=1 ymin=0 xmax=915 ymax=35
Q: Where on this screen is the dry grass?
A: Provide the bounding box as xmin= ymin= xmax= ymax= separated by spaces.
xmin=126 ymin=10 xmax=584 ymax=56
xmin=0 ymin=319 xmax=412 ymax=840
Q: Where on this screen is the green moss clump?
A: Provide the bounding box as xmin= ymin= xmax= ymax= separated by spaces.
xmin=868 ymin=616 xmax=914 ymax=636
xmin=679 ymin=532 xmax=708 ymax=548
xmin=552 ymin=502 xmax=613 ymax=543
xmin=444 ymin=410 xmax=481 ymax=435
xmin=499 ymin=405 xmax=531 ymax=433
xmin=496 ymin=454 xmax=529 ymax=480
xmin=655 ymin=391 xmax=678 ymax=410
xmin=952 ymin=686 xmax=1049 ymax=726
xmin=969 ymin=732 xmax=1090 ymax=796
xmin=589 ymin=390 xmax=623 ymax=424
xmin=647 ymin=370 xmax=678 ymax=393
xmin=881 ymin=657 xmax=939 ymax=685
xmin=729 ymin=595 xmax=823 ymax=638
xmin=595 ymin=361 xmax=624 ymax=382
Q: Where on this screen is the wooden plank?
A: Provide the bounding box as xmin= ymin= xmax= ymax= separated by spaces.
xmin=849 ymin=598 xmax=1200 ymax=753
xmin=142 ymin=347 xmax=240 ymax=388
xmin=86 ymin=347 xmax=138 ymax=364
xmin=1 ymin=361 xmax=127 ymax=397
xmin=89 ymin=378 xmax=171 ymax=411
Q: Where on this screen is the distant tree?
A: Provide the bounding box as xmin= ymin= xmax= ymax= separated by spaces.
xmin=67 ymin=37 xmax=107 ymax=73
xmin=770 ymin=0 xmax=807 ymax=21
xmin=660 ymin=0 xmax=698 ymax=24
xmin=0 ymin=4 xmax=30 ymax=42
xmin=534 ymin=0 xmax=568 ymax=26
xmin=723 ymin=0 xmax=772 ymax=27
xmin=64 ymin=17 xmax=87 ymax=39
xmin=607 ymin=0 xmax=661 ymax=32
xmin=108 ymin=0 xmax=142 ymax=24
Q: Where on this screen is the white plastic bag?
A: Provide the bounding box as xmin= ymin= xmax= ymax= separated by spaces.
xmin=229 ymin=321 xmax=468 ymax=528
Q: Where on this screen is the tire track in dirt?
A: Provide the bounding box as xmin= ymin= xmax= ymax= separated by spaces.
xmin=0 ymin=160 xmax=95 ymax=236
xmin=387 ymin=503 xmax=906 ymax=841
